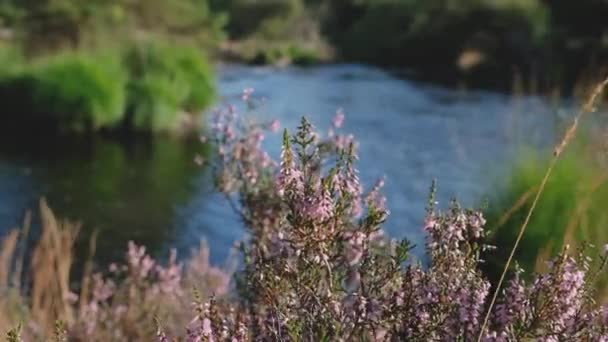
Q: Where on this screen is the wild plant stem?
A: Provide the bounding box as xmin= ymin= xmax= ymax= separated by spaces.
xmin=477 ymin=77 xmax=608 ymax=340
xmin=477 ymin=157 xmax=557 ymax=340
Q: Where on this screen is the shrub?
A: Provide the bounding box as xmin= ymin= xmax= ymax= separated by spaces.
xmin=221 ymin=0 xmax=302 ymax=39
xmin=124 ymin=41 xmax=215 ymax=132
xmin=241 ymin=41 xmax=324 ymax=66
xmin=322 ymin=0 xmax=549 ymax=86
xmin=0 ymin=51 xmax=127 ymax=133
xmin=5 ymin=0 xmax=227 ymax=53
xmin=3 ymin=94 xmax=608 ymax=340
xmin=0 ymin=40 xmax=216 ymax=134
xmin=288 ymin=44 xmax=321 ymax=66
xmin=0 ymin=200 xmax=231 ymax=340
xmin=178 ymin=95 xmax=608 ymax=340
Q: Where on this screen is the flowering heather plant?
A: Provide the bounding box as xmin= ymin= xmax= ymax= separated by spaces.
xmin=165 ymin=91 xmax=608 ymax=341
xmin=53 ymin=239 xmax=230 ymax=341
xmin=3 ymin=88 xmax=608 ymax=340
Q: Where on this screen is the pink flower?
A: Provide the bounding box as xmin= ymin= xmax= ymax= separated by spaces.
xmin=333 ymin=108 xmax=345 ymax=128
xmin=344 ymin=231 xmax=366 ymax=266
xmin=269 ymin=119 xmax=280 ymax=133
xmin=365 ymin=177 xmax=387 ymax=212
xmin=276 ymin=135 xmax=303 ymax=196
xmin=242 ymin=87 xmax=254 ymax=101
xmin=334 ymin=134 xmax=355 ymax=150
xmin=202 ymin=318 xmax=213 ymax=336
xmin=300 ymin=188 xmax=334 ymax=221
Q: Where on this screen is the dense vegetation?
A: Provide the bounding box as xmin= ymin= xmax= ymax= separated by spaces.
xmin=1 ymin=1 xmax=607 ymax=339
xmin=321 ymin=0 xmax=608 ymax=89
xmin=484 ymin=141 xmax=608 ymax=299
xmin=0 ymin=43 xmax=215 ymax=134
xmin=0 ymin=0 xmax=226 ymax=51
xmin=0 ymin=0 xmax=219 ymax=135
xmin=2 ymin=94 xmax=608 ymax=340
xmin=124 ymin=42 xmax=215 ymax=133
xmin=2 ymin=0 xmax=607 ymax=89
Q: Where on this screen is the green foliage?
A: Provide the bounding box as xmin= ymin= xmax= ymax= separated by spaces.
xmin=124 ymin=42 xmax=215 ymax=132
xmin=483 ymin=144 xmax=608 ymax=292
xmin=324 ymin=0 xmax=548 ymax=66
xmin=288 ymin=44 xmax=321 ymax=66
xmin=220 ymin=0 xmax=302 ymax=39
xmin=0 ymin=40 xmax=216 ymax=134
xmin=246 ymin=43 xmax=321 ymax=66
xmin=0 ymin=44 xmax=21 ymax=72
xmin=0 ymin=51 xmax=126 ymax=132
xmin=34 ymin=53 xmax=127 ymax=131
xmin=5 ymin=0 xmax=227 ymax=52
xmin=0 ymin=0 xmax=22 ymax=26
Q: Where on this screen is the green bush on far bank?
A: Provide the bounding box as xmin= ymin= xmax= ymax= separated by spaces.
xmin=125 ymin=42 xmax=215 ymax=132
xmin=0 ymin=52 xmax=126 ymax=133
xmin=0 ymin=41 xmax=216 ymax=135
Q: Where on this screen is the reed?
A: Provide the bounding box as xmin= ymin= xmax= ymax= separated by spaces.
xmin=477 ymin=76 xmax=608 ymax=340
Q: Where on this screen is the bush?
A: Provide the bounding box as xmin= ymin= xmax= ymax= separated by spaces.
xmin=221 ymin=0 xmax=302 ymax=39
xmin=5 ymin=0 xmax=227 ymax=53
xmin=483 ymin=143 xmax=608 ymax=296
xmin=0 ymin=40 xmax=216 ymax=134
xmin=288 ymin=44 xmax=321 ymax=66
xmin=124 ymin=41 xmax=215 ymax=132
xmin=148 ymin=100 xmax=608 ymax=339
xmin=0 ymin=51 xmax=127 ymax=133
xmin=2 ymin=97 xmax=608 ymax=339
xmin=322 ymin=0 xmax=549 ymax=85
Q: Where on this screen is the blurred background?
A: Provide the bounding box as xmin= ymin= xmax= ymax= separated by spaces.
xmin=0 ymin=0 xmax=607 ymax=288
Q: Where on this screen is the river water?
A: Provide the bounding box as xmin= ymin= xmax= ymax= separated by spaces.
xmin=0 ymin=64 xmax=569 ymax=267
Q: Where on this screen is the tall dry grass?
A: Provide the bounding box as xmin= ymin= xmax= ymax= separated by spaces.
xmin=0 ymin=199 xmax=232 ymax=339
xmin=477 ymin=76 xmax=608 ymax=340
xmin=0 ymin=199 xmax=80 ymax=334
xmin=0 ymin=211 xmax=30 ymax=333
xmin=0 ymin=229 xmax=19 ymax=330
xmin=30 ymin=199 xmax=80 ymax=332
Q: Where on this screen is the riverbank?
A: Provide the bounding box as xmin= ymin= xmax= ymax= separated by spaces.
xmin=1 ymin=0 xmax=607 ymax=95
xmin=0 ymin=64 xmax=574 ymax=274
xmin=209 ymin=0 xmax=608 ymax=94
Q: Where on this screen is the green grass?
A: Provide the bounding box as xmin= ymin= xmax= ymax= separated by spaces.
xmin=483 ymin=142 xmax=608 ymax=295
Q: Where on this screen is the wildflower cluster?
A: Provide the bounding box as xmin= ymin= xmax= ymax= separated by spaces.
xmin=64 ymin=241 xmax=231 ymax=341
xmin=3 ymin=92 xmax=608 ymax=340
xmin=172 ymin=91 xmax=608 ymax=340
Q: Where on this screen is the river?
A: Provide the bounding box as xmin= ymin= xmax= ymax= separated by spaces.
xmin=0 ymin=64 xmax=569 ymax=267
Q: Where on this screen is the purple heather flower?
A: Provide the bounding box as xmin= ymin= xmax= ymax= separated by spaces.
xmin=269 ymin=119 xmax=280 ymax=133
xmin=365 ymin=177 xmax=387 ymax=213
xmin=494 ymin=271 xmax=528 ymax=328
xmin=242 ymin=87 xmax=254 ymax=101
xmin=332 ymin=108 xmax=345 ymax=128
